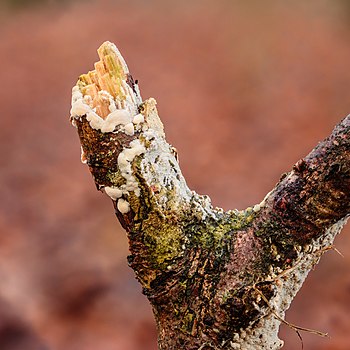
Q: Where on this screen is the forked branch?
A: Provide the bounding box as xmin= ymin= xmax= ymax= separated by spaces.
xmin=70 ymin=42 xmax=350 ymax=350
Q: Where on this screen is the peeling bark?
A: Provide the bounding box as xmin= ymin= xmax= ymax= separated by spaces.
xmin=70 ymin=42 xmax=350 ymax=349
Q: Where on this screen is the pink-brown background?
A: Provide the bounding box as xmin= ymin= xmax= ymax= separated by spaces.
xmin=0 ymin=0 xmax=349 ymax=349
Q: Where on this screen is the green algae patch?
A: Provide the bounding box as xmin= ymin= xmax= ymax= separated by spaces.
xmin=142 ymin=212 xmax=184 ymax=269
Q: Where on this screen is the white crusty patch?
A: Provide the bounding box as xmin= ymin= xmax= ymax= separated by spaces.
xmin=104 ymin=186 xmax=123 ymax=200
xmin=124 ymin=122 xmax=135 ymax=136
xmin=70 ymin=77 xmax=141 ymax=134
xmin=80 ymin=146 xmax=87 ymax=164
xmin=100 ymin=110 xmax=132 ymax=133
xmin=70 ymin=99 xmax=91 ymax=116
xmin=117 ymin=139 xmax=146 ymax=197
xmin=133 ymin=113 xmax=144 ymax=124
xmin=103 ymin=140 xmax=146 ymax=212
xmin=71 ymin=85 xmax=83 ymax=104
xmin=103 ymin=139 xmax=146 ymax=207
xmin=117 ymin=198 xmax=130 ymax=214
xmin=70 ymin=92 xmax=133 ymax=133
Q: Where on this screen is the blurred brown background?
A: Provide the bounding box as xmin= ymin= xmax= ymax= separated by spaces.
xmin=0 ymin=0 xmax=350 ymax=349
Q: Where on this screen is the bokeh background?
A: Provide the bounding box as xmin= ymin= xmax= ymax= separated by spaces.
xmin=1 ymin=0 xmax=350 ymax=349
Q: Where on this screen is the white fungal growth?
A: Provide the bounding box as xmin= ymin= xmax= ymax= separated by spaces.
xmin=80 ymin=146 xmax=87 ymax=164
xmin=104 ymin=186 xmax=123 ymax=200
xmin=117 ymin=198 xmax=130 ymax=214
xmin=71 ymin=85 xmax=83 ymax=104
xmin=85 ymin=110 xmax=105 ymax=130
xmin=70 ymin=80 xmax=139 ymax=134
xmin=124 ymin=122 xmax=135 ymax=136
xmin=70 ymin=41 xmax=143 ymax=134
xmin=104 ymin=139 xmax=146 ymax=205
xmin=106 ymin=109 xmax=132 ymax=126
xmin=70 ymin=99 xmax=91 ymax=116
xmin=253 ymin=189 xmax=274 ymax=212
xmin=109 ymin=100 xmax=117 ymax=113
xmin=101 ymin=109 xmax=132 ymax=133
xmin=117 ymin=139 xmax=146 ymax=197
xmin=133 ymin=113 xmax=144 ymax=124
xmin=98 ymin=90 xmax=117 ymax=113
xmin=70 ymin=92 xmax=134 ymax=134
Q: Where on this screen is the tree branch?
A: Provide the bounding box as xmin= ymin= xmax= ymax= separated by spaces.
xmin=70 ymin=41 xmax=349 ymax=350
xmin=261 ymin=116 xmax=350 ymax=244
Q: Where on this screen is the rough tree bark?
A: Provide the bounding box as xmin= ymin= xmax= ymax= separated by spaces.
xmin=69 ymin=42 xmax=350 ymax=350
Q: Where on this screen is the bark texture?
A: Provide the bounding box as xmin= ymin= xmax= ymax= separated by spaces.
xmin=70 ymin=42 xmax=350 ymax=350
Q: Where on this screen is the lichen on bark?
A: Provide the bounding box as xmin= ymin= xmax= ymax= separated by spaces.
xmin=70 ymin=41 xmax=350 ymax=349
